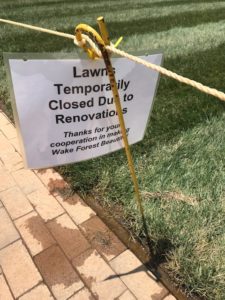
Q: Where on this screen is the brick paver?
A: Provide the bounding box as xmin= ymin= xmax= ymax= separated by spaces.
xmin=0 ymin=186 xmax=33 ymax=220
xmin=1 ymin=123 xmax=17 ymax=139
xmin=35 ymin=245 xmax=83 ymax=300
xmin=47 ymin=213 xmax=90 ymax=260
xmin=0 ymin=240 xmax=42 ymax=298
xmin=0 ymin=274 xmax=14 ymax=300
xmin=68 ymin=287 xmax=94 ymax=299
xmin=73 ymin=249 xmax=126 ymax=299
xmin=35 ymin=168 xmax=69 ymax=196
xmin=28 ymin=188 xmax=64 ymax=221
xmin=10 ymin=137 xmax=21 ymax=152
xmin=0 ymin=132 xmax=15 ymax=154
xmin=0 ymin=150 xmax=23 ymax=171
xmin=12 ymin=169 xmax=44 ymax=194
xmin=18 ymin=283 xmax=54 ymax=300
xmin=163 ymin=295 xmax=177 ymax=300
xmin=119 ymin=290 xmax=136 ymax=300
xmin=15 ymin=211 xmax=55 ymax=256
xmin=0 ymin=112 xmax=10 ymax=126
xmin=110 ymin=250 xmax=168 ymax=300
xmin=0 ymin=111 xmax=177 ymax=300
xmin=0 ymin=208 xmax=19 ymax=249
xmin=56 ymin=193 xmax=96 ymax=225
xmin=0 ymin=168 xmax=16 ymax=192
xmin=81 ymin=215 xmax=126 ymax=261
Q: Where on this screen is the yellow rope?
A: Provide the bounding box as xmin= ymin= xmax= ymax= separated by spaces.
xmin=107 ymin=46 xmax=225 ymax=102
xmin=0 ymin=18 xmax=75 ymax=40
xmin=0 ymin=18 xmax=102 ymax=57
xmin=1 ymin=18 xmax=225 ymax=102
xmin=76 ymin=21 xmax=145 ymax=216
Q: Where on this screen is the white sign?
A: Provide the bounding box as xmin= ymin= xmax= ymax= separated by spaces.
xmin=7 ymin=53 xmax=162 ymax=169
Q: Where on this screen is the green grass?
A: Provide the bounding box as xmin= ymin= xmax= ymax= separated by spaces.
xmin=1 ymin=1 xmax=225 ymax=298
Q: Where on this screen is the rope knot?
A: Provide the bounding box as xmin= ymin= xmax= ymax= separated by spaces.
xmin=76 ymin=36 xmax=86 ymax=48
xmin=75 ymin=31 xmax=101 ymax=60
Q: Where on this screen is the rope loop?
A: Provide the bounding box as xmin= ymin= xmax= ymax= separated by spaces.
xmin=74 ymin=35 xmax=96 ymax=59
xmin=1 ymin=18 xmax=225 ymax=103
xmin=75 ymin=26 xmax=103 ymax=59
xmin=76 ymin=36 xmax=100 ymax=59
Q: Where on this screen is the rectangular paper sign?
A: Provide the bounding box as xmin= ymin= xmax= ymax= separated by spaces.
xmin=7 ymin=53 xmax=162 ymax=168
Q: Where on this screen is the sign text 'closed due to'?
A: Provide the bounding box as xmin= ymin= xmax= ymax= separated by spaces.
xmin=7 ymin=53 xmax=162 ymax=168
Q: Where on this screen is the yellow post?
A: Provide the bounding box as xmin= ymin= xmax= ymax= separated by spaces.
xmin=75 ymin=20 xmax=144 ymax=218
xmin=97 ymin=16 xmax=110 ymax=46
xmin=97 ymin=17 xmax=144 ymax=217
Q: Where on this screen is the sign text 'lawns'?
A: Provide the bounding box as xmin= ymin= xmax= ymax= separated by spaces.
xmin=7 ymin=53 xmax=162 ymax=168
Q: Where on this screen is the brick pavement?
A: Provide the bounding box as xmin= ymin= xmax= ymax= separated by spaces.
xmin=0 ymin=110 xmax=177 ymax=300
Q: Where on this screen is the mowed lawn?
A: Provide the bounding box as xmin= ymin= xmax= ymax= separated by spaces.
xmin=1 ymin=0 xmax=225 ymax=299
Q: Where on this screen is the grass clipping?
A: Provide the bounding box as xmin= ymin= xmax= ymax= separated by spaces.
xmin=142 ymin=191 xmax=198 ymax=206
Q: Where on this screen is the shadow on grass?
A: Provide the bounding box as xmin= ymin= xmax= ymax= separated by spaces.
xmin=2 ymin=12 xmax=225 ymax=212
xmin=0 ymin=0 xmax=103 ymax=10
xmin=143 ymin=0 xmax=225 ymax=8
xmin=103 ymin=206 xmax=174 ymax=283
xmin=105 ymin=7 xmax=225 ymax=37
xmin=55 ymin=41 xmax=225 ymax=196
xmin=140 ymin=41 xmax=225 ymax=145
xmin=3 ymin=2 xmax=225 ymax=51
xmin=2 ymin=0 xmax=225 ymax=11
xmin=2 ymin=2 xmax=225 ymax=33
xmin=0 ymin=28 xmax=75 ymax=54
xmin=1 ymin=25 xmax=225 ymax=141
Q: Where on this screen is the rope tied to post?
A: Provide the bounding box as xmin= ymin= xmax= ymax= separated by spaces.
xmin=0 ymin=17 xmax=145 ymax=216
xmin=1 ymin=16 xmax=224 ymax=248
xmin=75 ymin=33 xmax=101 ymax=59
xmin=78 ymin=27 xmax=225 ymax=102
xmin=75 ymin=21 xmax=145 ymax=217
xmin=74 ymin=23 xmax=123 ymax=60
xmin=1 ymin=17 xmax=225 ymax=103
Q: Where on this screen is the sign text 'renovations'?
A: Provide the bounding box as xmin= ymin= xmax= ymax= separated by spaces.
xmin=8 ymin=54 xmax=162 ymax=168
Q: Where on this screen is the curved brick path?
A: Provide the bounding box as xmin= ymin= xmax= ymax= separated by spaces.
xmin=0 ymin=110 xmax=176 ymax=300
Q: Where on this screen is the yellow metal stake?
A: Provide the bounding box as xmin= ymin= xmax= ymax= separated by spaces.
xmin=97 ymin=16 xmax=110 ymax=46
xmin=75 ymin=18 xmax=145 ymax=218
